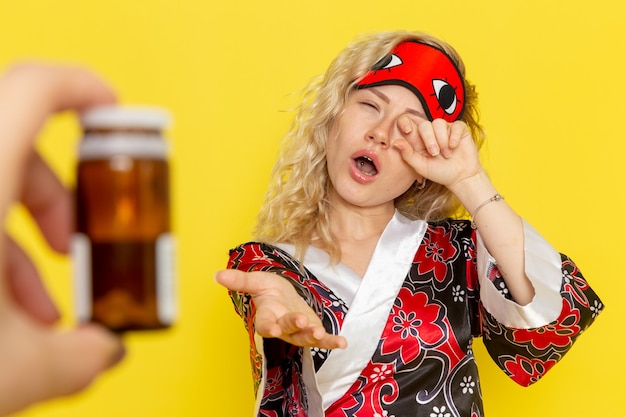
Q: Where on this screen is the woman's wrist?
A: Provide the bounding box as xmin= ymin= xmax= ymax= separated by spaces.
xmin=447 ymin=170 xmax=498 ymax=214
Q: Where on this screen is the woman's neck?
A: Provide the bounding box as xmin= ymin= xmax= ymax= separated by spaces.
xmin=327 ymin=200 xmax=396 ymax=276
xmin=330 ymin=206 xmax=394 ymax=241
xmin=327 ymin=188 xmax=396 ymax=239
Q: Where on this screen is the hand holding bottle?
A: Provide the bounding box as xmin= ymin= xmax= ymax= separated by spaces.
xmin=0 ymin=63 xmax=124 ymax=416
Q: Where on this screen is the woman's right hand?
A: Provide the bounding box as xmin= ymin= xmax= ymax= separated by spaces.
xmin=215 ymin=269 xmax=347 ymax=350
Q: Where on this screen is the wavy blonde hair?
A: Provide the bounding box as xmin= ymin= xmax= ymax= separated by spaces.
xmin=253 ymin=30 xmax=485 ymax=261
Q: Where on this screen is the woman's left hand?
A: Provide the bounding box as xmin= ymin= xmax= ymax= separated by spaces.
xmin=393 ymin=116 xmax=534 ymax=304
xmin=392 ymin=117 xmax=483 ymax=189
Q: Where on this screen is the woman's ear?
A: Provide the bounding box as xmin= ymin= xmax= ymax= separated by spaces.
xmin=415 ymin=176 xmax=427 ymax=190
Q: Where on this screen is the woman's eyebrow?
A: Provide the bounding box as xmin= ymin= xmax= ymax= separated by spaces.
xmin=368 ymin=88 xmax=390 ymax=103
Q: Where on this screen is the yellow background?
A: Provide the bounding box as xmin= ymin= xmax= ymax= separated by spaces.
xmin=0 ymin=0 xmax=622 ymax=416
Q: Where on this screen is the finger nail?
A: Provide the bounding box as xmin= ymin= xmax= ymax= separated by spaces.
xmin=428 ymin=145 xmax=440 ymax=156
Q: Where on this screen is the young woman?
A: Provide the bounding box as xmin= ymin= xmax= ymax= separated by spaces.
xmin=216 ymin=30 xmax=602 ymax=417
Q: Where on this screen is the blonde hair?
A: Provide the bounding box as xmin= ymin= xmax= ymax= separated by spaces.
xmin=253 ymin=30 xmax=485 ymax=261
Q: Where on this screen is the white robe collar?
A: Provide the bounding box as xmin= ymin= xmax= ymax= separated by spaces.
xmin=279 ymin=211 xmax=427 ymax=412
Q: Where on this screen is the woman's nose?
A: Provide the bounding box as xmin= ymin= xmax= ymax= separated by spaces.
xmin=366 ymin=117 xmax=397 ymax=148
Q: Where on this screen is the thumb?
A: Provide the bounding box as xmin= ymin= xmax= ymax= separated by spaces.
xmin=215 ymin=269 xmax=267 ymax=295
xmin=43 ymin=324 xmax=125 ymax=398
xmin=0 ymin=321 xmax=124 ymax=416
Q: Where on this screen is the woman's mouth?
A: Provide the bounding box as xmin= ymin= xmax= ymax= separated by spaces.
xmin=354 ymin=155 xmax=378 ymax=176
xmin=350 ymin=150 xmax=380 ymax=184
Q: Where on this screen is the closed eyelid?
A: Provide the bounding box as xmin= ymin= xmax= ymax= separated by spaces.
xmin=354 ymin=93 xmax=381 ymax=110
xmin=360 ymin=100 xmax=379 ymax=109
xmin=363 ymin=89 xmax=426 ymax=119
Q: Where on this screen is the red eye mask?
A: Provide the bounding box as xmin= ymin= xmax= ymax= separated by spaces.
xmin=357 ymin=40 xmax=465 ymax=122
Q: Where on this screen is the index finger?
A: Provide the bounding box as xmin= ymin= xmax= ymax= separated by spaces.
xmin=0 ymin=63 xmax=117 ymax=206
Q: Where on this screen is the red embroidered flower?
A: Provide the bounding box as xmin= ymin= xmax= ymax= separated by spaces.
xmin=511 ymin=299 xmax=580 ymax=350
xmin=418 ymin=228 xmax=459 ymax=282
xmin=502 ymin=354 xmax=557 ymax=386
xmin=381 ymin=288 xmax=445 ymax=364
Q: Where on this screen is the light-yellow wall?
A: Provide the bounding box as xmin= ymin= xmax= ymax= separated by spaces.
xmin=0 ymin=0 xmax=621 ymax=416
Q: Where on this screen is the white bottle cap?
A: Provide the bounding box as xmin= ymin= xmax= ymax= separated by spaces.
xmin=78 ymin=106 xmax=171 ymax=160
xmin=80 ymin=105 xmax=171 ymax=130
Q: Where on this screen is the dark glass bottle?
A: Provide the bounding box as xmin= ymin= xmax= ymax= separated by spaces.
xmin=73 ymin=106 xmax=175 ymax=332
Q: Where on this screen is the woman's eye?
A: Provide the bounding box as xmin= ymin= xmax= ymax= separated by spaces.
xmin=360 ymin=102 xmax=378 ymax=110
